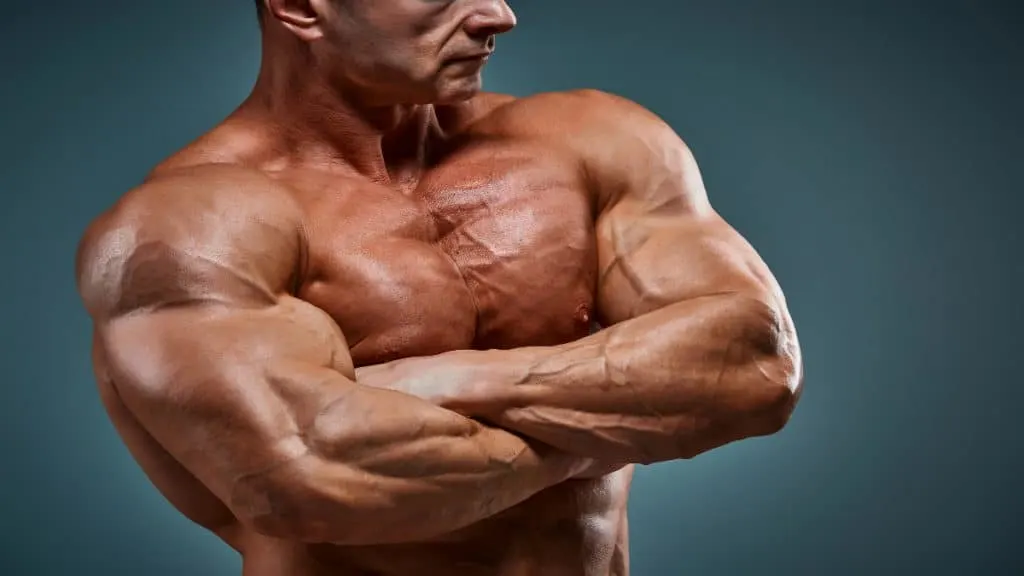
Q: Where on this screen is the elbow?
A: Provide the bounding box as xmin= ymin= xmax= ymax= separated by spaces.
xmin=752 ymin=363 xmax=801 ymax=437
xmin=745 ymin=297 xmax=803 ymax=436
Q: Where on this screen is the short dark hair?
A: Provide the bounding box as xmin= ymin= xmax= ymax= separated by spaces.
xmin=254 ymin=0 xmax=264 ymax=12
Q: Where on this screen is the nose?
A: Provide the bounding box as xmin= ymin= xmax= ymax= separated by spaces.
xmin=464 ymin=0 xmax=517 ymax=40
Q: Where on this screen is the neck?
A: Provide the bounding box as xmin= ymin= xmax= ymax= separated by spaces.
xmin=238 ymin=33 xmax=441 ymax=184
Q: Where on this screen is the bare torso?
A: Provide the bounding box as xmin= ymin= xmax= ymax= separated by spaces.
xmin=92 ymin=93 xmax=634 ymax=576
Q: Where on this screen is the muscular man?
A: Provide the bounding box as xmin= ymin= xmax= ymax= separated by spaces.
xmin=75 ymin=1 xmax=803 ymax=574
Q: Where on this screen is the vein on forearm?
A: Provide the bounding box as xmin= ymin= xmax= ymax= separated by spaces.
xmin=491 ymin=292 xmax=795 ymax=463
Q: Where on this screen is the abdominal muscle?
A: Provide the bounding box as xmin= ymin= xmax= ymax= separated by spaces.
xmin=240 ymin=467 xmax=634 ymax=576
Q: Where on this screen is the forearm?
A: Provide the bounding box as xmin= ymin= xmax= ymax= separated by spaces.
xmin=358 ymin=294 xmax=800 ymax=464
xmin=241 ymin=383 xmax=585 ymax=545
xmin=498 ymin=294 xmax=800 ymax=462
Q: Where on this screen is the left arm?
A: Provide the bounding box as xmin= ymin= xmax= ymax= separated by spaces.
xmin=359 ymin=91 xmax=803 ymax=464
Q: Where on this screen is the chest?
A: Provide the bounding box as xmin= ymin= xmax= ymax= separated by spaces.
xmin=292 ymin=144 xmax=598 ymax=366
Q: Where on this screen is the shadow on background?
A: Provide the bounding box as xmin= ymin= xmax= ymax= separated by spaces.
xmin=1 ymin=1 xmax=1020 ymax=574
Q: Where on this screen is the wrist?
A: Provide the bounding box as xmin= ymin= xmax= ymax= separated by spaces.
xmin=437 ymin=347 xmax=542 ymax=415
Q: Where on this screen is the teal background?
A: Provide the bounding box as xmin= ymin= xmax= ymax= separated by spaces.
xmin=1 ymin=1 xmax=1020 ymax=574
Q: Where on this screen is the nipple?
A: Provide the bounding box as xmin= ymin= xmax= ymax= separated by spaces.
xmin=576 ymin=303 xmax=602 ymax=335
xmin=575 ymin=303 xmax=591 ymax=325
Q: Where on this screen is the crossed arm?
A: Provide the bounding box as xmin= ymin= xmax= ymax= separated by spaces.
xmin=356 ymin=91 xmax=803 ymax=464
xmin=76 ymin=93 xmax=801 ymax=548
xmin=77 ymin=166 xmax=592 ymax=546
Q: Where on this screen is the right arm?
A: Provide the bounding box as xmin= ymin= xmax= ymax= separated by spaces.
xmin=76 ymin=167 xmax=586 ymax=545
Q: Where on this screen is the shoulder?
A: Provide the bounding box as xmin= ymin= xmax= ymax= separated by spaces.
xmin=482 ymin=90 xmax=699 ymax=207
xmin=439 ymin=92 xmax=519 ymax=134
xmin=483 ymin=89 xmax=677 ymax=141
xmin=76 ymin=164 xmax=305 ymax=320
xmin=466 ymin=91 xmax=520 ymax=117
xmin=454 ymin=89 xmax=685 ymax=153
xmin=478 ymin=89 xmax=691 ymax=171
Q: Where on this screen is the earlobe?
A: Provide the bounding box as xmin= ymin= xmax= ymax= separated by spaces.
xmin=266 ymin=0 xmax=326 ymax=41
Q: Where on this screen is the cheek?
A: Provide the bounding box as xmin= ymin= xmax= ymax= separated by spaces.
xmin=375 ymin=46 xmax=440 ymax=84
xmin=331 ymin=15 xmax=447 ymax=86
xmin=329 ymin=38 xmax=424 ymax=86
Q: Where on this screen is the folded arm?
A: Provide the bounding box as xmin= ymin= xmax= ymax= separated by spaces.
xmin=77 ymin=167 xmax=587 ymax=545
xmin=357 ymin=91 xmax=803 ymax=464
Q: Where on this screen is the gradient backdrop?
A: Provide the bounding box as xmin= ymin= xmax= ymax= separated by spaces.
xmin=2 ymin=1 xmax=1021 ymax=574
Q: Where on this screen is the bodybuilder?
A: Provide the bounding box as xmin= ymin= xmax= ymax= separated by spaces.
xmin=75 ymin=1 xmax=804 ymax=575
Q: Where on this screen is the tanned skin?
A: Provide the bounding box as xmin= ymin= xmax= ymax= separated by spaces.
xmin=76 ymin=1 xmax=803 ymax=575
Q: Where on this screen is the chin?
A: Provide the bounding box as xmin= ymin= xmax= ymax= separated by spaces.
xmin=433 ymin=77 xmax=484 ymax=104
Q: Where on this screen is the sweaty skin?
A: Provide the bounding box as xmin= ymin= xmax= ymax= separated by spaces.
xmin=77 ymin=3 xmax=802 ymax=575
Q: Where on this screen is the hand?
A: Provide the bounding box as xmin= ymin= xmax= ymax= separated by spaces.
xmin=355 ymin=350 xmax=519 ymax=416
xmin=357 ymin=352 xmax=615 ymax=476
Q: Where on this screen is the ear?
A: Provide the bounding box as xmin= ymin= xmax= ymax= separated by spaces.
xmin=265 ymin=0 xmax=332 ymax=41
